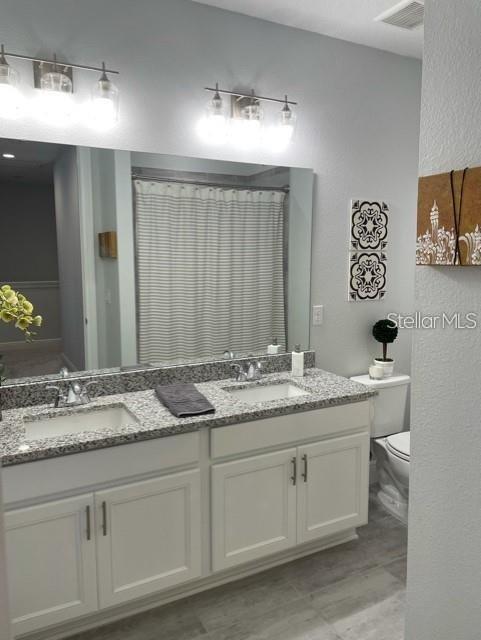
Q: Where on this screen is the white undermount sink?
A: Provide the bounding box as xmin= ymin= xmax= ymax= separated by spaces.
xmin=226 ymin=382 xmax=309 ymax=404
xmin=23 ymin=405 xmax=139 ymax=441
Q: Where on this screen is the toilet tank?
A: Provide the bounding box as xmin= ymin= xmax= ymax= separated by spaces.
xmin=350 ymin=374 xmax=410 ymax=437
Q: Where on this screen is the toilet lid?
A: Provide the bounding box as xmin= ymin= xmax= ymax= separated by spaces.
xmin=386 ymin=432 xmax=410 ymax=459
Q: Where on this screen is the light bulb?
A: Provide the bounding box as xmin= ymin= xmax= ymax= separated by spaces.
xmin=0 ymin=45 xmax=22 ymax=119
xmin=269 ymin=96 xmax=296 ymax=151
xmin=87 ymin=63 xmax=119 ymax=130
xmin=198 ymin=83 xmax=228 ymax=144
xmin=230 ymin=93 xmax=263 ymax=149
xmin=37 ymin=65 xmax=75 ymax=125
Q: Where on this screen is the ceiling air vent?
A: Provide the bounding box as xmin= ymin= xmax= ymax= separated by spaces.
xmin=375 ymin=0 xmax=424 ymax=30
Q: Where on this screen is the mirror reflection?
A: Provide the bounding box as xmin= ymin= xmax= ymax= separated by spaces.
xmin=0 ymin=138 xmax=313 ymax=383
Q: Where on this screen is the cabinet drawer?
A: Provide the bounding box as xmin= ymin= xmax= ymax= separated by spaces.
xmin=211 ymin=402 xmax=369 ymax=459
xmin=3 ymin=431 xmax=200 ymax=505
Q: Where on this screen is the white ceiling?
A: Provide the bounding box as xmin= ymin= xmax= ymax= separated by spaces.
xmin=191 ymin=0 xmax=423 ymax=58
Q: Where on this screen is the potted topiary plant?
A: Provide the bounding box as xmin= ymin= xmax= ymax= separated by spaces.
xmin=372 ymin=318 xmax=398 ymax=377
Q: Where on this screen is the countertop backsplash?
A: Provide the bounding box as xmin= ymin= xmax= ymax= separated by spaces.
xmin=1 ymin=351 xmax=316 ymax=411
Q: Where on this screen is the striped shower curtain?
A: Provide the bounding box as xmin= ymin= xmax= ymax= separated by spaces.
xmin=134 ymin=179 xmax=286 ymax=363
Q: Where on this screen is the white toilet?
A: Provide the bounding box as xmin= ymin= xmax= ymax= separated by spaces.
xmin=350 ymin=374 xmax=411 ymax=524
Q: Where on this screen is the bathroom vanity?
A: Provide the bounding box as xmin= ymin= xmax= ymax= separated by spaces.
xmin=0 ymin=368 xmax=373 ymax=638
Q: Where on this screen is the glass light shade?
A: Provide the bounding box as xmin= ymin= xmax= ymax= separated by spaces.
xmin=88 ymin=73 xmax=119 ymax=129
xmin=272 ymin=101 xmax=296 ymax=151
xmin=0 ymin=62 xmax=22 ymax=119
xmin=37 ymin=71 xmax=75 ymax=125
xmin=230 ymin=101 xmax=263 ymax=149
xmin=198 ymin=89 xmax=228 ymax=144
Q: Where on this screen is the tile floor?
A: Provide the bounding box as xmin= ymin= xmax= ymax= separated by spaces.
xmin=69 ymin=491 xmax=407 ymax=640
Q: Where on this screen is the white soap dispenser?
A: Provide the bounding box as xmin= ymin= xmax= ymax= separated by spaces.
xmin=291 ymin=344 xmax=304 ymax=378
xmin=267 ymin=338 xmax=281 ymax=355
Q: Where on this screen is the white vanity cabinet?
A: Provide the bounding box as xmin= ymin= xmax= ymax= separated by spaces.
xmin=211 ymin=448 xmax=298 ymax=570
xmin=5 ymin=470 xmax=202 ymax=635
xmin=3 ymin=400 xmax=370 ymax=638
xmin=296 ymin=433 xmax=369 ymax=544
xmin=95 ymin=469 xmax=202 ymax=607
xmin=211 ymin=431 xmax=369 ymax=571
xmin=4 ymin=494 xmax=98 ymax=636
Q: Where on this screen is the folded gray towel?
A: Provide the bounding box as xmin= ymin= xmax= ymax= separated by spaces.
xmin=155 ymin=383 xmax=215 ymax=418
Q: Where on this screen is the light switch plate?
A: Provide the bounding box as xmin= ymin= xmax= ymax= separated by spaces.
xmin=312 ymin=305 xmax=323 ymax=326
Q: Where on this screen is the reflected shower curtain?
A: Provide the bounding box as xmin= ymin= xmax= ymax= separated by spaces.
xmin=134 ymin=180 xmax=286 ymax=362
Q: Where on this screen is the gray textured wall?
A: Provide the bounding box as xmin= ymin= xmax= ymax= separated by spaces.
xmin=406 ymin=1 xmax=481 ymax=638
xmin=406 ymin=0 xmax=481 ymax=640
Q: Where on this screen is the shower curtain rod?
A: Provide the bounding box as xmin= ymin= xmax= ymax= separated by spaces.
xmin=131 ymin=173 xmax=290 ymax=193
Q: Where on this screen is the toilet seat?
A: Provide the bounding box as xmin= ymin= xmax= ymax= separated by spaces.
xmin=386 ymin=432 xmax=410 ymax=461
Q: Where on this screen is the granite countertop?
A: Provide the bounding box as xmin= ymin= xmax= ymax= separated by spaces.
xmin=0 ymin=368 xmax=375 ymax=466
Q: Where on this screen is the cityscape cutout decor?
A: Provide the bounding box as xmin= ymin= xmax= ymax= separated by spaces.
xmin=417 ymin=167 xmax=481 ymax=266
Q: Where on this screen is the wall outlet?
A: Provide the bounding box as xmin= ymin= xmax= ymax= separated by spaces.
xmin=312 ymin=305 xmax=324 ymax=326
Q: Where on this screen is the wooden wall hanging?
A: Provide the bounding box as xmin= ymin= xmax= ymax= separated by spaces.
xmin=417 ymin=166 xmax=481 ymax=265
xmin=98 ymin=231 xmax=118 ymax=259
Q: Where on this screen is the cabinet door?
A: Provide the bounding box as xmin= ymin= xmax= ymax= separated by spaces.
xmin=212 ymin=448 xmax=297 ymax=571
xmin=297 ymin=432 xmax=369 ymax=543
xmin=5 ymin=494 xmax=98 ymax=636
xmin=96 ymin=469 xmax=201 ymax=607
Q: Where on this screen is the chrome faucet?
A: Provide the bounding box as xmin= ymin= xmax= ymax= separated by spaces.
xmin=46 ymin=380 xmax=99 ymax=408
xmin=231 ymin=358 xmax=262 ymax=382
xmin=231 ymin=364 xmax=248 ymax=382
xmin=247 ymin=359 xmax=262 ymax=380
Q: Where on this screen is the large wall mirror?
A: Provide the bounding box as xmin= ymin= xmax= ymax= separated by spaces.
xmin=0 ymin=137 xmax=313 ymax=384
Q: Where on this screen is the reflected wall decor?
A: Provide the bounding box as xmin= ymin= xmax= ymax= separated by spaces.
xmin=348 ymin=200 xmax=389 ymax=301
xmin=417 ymin=166 xmax=481 ymax=265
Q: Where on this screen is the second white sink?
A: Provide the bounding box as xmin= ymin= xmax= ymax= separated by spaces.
xmin=227 ymin=382 xmax=309 ymax=404
xmin=23 ymin=405 xmax=139 ymax=441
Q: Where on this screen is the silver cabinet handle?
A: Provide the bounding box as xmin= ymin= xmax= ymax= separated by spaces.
xmin=101 ymin=501 xmax=108 ymax=536
xmin=86 ymin=505 xmax=91 ymax=541
xmin=302 ymin=454 xmax=308 ymax=482
xmin=291 ymin=456 xmax=297 ymax=485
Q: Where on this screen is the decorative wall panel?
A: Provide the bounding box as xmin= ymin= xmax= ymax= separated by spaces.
xmin=348 ymin=200 xmax=389 ymax=301
xmin=417 ymin=167 xmax=481 ymax=266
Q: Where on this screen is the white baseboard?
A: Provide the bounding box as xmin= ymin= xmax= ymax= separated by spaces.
xmin=19 ymin=529 xmax=358 ymax=640
xmin=0 ymin=338 xmax=62 ymax=354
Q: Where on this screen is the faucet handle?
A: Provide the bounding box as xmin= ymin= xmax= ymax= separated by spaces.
xmin=84 ymin=380 xmax=100 ymax=397
xmin=45 ymin=384 xmax=65 ymax=408
xmin=230 ymin=364 xmax=247 ymax=382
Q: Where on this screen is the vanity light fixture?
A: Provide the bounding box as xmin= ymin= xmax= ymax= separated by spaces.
xmin=2 ymin=153 xmax=15 ymax=159
xmin=202 ymin=85 xmax=298 ymax=150
xmin=89 ymin=62 xmax=120 ymax=129
xmin=0 ymin=45 xmax=120 ymax=129
xmin=198 ymin=82 xmax=229 ymax=144
xmin=0 ymin=45 xmax=22 ymax=119
xmin=36 ymin=54 xmax=75 ymax=125
xmin=277 ymin=95 xmax=296 ymax=144
xmin=230 ymin=90 xmax=264 ymax=149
